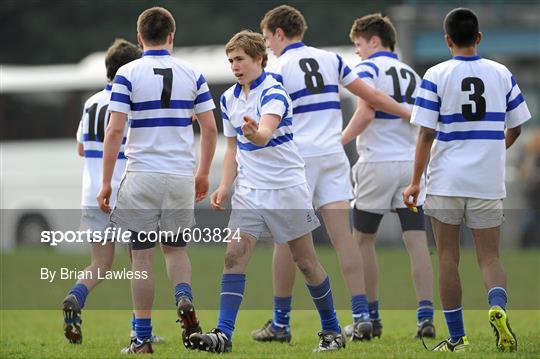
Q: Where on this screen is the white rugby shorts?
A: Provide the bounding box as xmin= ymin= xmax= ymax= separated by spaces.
xmin=352 ymin=161 xmax=426 ymax=214
xmin=111 ymin=171 xmax=195 ymax=233
xmin=304 ymin=152 xmax=353 ymax=209
xmin=228 ymin=183 xmax=320 ymax=243
xmin=424 ymin=195 xmax=504 ymax=229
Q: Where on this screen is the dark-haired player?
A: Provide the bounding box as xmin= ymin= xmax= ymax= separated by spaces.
xmin=404 ymin=7 xmax=530 ymax=352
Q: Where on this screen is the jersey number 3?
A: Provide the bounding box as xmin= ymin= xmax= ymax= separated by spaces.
xmin=461 ymin=77 xmax=486 ymax=121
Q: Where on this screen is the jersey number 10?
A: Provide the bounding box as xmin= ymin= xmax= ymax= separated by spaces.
xmin=85 ymin=103 xmax=109 ymax=142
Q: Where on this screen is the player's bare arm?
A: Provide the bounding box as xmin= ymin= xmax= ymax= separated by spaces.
xmin=403 ymin=126 xmax=435 ymax=208
xmin=346 ymin=78 xmax=411 ymax=120
xmin=77 ymin=143 xmax=84 ymax=157
xmin=210 ymin=137 xmax=238 ymax=211
xmin=97 ymin=111 xmax=126 ymax=213
xmin=194 ymin=109 xmax=218 ymax=202
xmin=505 ymin=125 xmax=522 ymax=149
xmin=341 ymin=97 xmax=375 ymax=145
xmin=242 ymin=114 xmax=280 ymax=146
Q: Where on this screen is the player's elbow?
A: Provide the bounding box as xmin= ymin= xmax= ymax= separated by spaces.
xmin=420 ymin=127 xmax=436 ymax=143
xmin=253 ymin=129 xmax=273 ymax=147
xmin=201 ymin=122 xmax=218 ymax=138
xmin=77 ymin=143 xmax=84 ymax=157
xmin=508 ymin=125 xmax=521 ymax=138
xmin=105 ymin=126 xmax=124 ymax=139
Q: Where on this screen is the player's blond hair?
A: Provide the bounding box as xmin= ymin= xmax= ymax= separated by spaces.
xmin=225 ymin=30 xmax=268 ymax=68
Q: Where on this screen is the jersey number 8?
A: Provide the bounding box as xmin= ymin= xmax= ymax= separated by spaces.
xmin=299 ymin=58 xmax=325 ymax=94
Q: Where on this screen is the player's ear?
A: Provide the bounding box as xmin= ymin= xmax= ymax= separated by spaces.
xmin=275 ymin=28 xmax=285 ymax=41
xmin=444 ymin=34 xmax=453 ymax=49
xmin=475 ymin=32 xmax=482 ymax=46
xmin=137 ymin=33 xmax=144 ymax=48
xmin=167 ymin=32 xmax=175 ymax=45
xmin=369 ymin=35 xmax=380 ymax=48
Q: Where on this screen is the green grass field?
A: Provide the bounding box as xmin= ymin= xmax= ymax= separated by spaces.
xmin=1 ymin=246 xmax=539 ymax=358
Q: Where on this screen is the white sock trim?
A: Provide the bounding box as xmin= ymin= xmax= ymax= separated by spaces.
xmin=220 ymin=292 xmax=243 ymax=298
xmin=311 ymin=288 xmax=331 ymax=300
xmin=272 ymin=321 xmax=289 ymax=328
xmin=487 ymin=286 xmax=507 ymax=296
xmin=443 ymin=306 xmax=462 ymax=313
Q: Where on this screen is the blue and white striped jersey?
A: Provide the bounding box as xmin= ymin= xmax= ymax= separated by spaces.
xmin=412 ymin=55 xmax=531 ymax=199
xmin=77 ymin=85 xmax=127 ymax=207
xmin=109 ymin=49 xmax=215 ymax=176
xmin=267 ymin=42 xmax=358 ymax=158
xmin=221 ymin=72 xmax=306 ymax=189
xmin=354 ymin=51 xmax=421 ymax=162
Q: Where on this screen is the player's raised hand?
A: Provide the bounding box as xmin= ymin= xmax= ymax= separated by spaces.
xmin=241 ymin=115 xmax=259 ymax=140
xmin=195 ymin=173 xmax=209 ymax=203
xmin=97 ymin=184 xmax=112 ymax=213
xmin=402 ymin=184 xmax=420 ymax=211
xmin=210 ymin=185 xmax=229 ymax=211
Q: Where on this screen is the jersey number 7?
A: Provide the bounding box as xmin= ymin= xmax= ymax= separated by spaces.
xmin=153 ymin=68 xmax=173 ymax=108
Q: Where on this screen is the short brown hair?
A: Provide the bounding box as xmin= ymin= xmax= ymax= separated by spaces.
xmin=225 ymin=30 xmax=268 ymax=68
xmin=105 ymin=38 xmax=142 ymax=81
xmin=137 ymin=7 xmax=176 ymax=46
xmin=260 ymin=5 xmax=307 ymax=39
xmin=349 ymin=13 xmax=397 ymax=51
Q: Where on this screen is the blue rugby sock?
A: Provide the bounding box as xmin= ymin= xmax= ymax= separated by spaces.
xmin=368 ymin=300 xmax=380 ymax=321
xmin=443 ymin=306 xmax=465 ymax=342
xmin=68 ymin=283 xmax=89 ymax=309
xmin=351 ymin=294 xmax=369 ymax=323
xmin=174 ymin=282 xmax=193 ymax=304
xmin=272 ymin=296 xmax=291 ymax=331
xmin=134 ymin=318 xmax=152 ymax=343
xmin=417 ymin=300 xmax=434 ymax=322
xmin=131 ymin=312 xmax=136 ymax=333
xmin=488 ymin=287 xmax=507 ymax=310
xmin=306 ymin=277 xmax=340 ymax=333
xmin=217 ymin=274 xmax=246 ymax=342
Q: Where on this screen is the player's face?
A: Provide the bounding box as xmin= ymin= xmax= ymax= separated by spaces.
xmin=353 ymin=36 xmax=371 ymax=60
xmin=262 ymin=27 xmax=280 ymax=56
xmin=227 ymin=48 xmax=262 ymax=86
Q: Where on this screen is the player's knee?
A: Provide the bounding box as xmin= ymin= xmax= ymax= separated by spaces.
xmin=131 ymin=248 xmax=154 ymax=265
xmin=339 ymin=259 xmax=359 ymax=276
xmin=224 ymin=247 xmax=244 ymax=270
xmin=477 ymin=254 xmax=500 ymax=268
xmin=92 ymin=258 xmax=113 ymax=272
xmin=224 ymin=251 xmax=238 ymax=270
xmin=358 ymin=233 xmax=376 ymax=246
xmin=293 ymin=256 xmax=317 ymax=277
